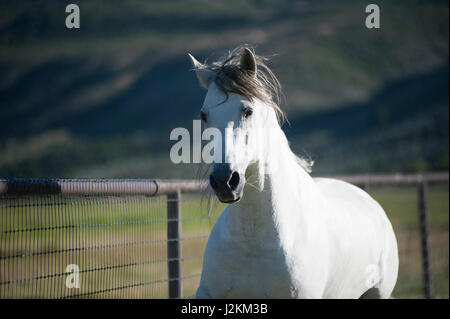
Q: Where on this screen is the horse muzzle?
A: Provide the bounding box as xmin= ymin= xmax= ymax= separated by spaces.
xmin=209 ymin=163 xmax=244 ymax=203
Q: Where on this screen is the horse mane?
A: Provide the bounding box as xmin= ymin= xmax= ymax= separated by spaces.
xmin=202 ymin=46 xmax=313 ymax=173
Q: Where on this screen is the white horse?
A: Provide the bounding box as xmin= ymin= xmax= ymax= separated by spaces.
xmin=188 ymin=47 xmax=398 ymax=299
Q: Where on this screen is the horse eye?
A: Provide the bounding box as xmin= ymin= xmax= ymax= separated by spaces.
xmin=200 ymin=111 xmax=207 ymax=123
xmin=243 ymin=107 xmax=253 ymax=118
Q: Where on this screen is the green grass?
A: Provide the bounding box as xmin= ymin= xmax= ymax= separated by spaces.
xmin=0 ymin=185 xmax=448 ymax=298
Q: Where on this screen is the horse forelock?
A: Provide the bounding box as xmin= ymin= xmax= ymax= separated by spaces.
xmin=203 ymin=46 xmax=286 ymax=125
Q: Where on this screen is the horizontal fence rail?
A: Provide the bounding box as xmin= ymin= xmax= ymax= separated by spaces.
xmin=331 ymin=172 xmax=449 ymax=186
xmin=0 ymin=179 xmax=207 ymax=196
xmin=0 ymin=172 xmax=448 ymax=299
xmin=1 ymin=173 xmax=447 ymax=196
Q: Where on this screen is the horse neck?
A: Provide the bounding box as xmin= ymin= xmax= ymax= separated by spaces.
xmin=227 ymin=126 xmax=317 ymax=248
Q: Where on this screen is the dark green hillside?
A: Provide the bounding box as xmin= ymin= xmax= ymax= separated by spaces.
xmin=0 ymin=0 xmax=448 ymax=178
xmin=287 ymin=64 xmax=449 ymax=173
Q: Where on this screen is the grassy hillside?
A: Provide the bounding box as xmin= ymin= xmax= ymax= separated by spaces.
xmin=0 ymin=0 xmax=448 ymax=178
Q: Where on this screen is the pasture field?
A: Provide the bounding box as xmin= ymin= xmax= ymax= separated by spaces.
xmin=0 ymin=184 xmax=448 ymax=299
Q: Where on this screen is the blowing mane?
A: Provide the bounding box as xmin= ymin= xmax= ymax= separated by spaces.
xmin=202 ymin=46 xmax=286 ymax=124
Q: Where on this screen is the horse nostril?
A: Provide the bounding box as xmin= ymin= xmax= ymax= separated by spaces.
xmin=228 ymin=172 xmax=240 ymax=190
xmin=209 ymin=174 xmax=218 ymax=190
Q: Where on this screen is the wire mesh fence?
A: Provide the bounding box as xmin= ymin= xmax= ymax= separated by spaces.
xmin=366 ymin=183 xmax=449 ymax=298
xmin=0 ymin=174 xmax=448 ymax=299
xmin=0 ymin=193 xmax=220 ymax=299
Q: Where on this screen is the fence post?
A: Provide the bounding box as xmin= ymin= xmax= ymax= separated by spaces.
xmin=167 ymin=190 xmax=182 ymax=299
xmin=418 ymin=181 xmax=434 ymax=299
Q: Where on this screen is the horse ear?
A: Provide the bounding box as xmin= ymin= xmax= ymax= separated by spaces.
xmin=188 ymin=53 xmax=214 ymax=89
xmin=240 ymin=48 xmax=257 ymax=76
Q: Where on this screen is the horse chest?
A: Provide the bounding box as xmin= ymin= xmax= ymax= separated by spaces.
xmin=215 ymin=243 xmax=295 ymax=298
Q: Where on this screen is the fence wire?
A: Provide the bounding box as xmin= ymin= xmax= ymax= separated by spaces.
xmin=0 ymin=194 xmax=219 ymax=298
xmin=0 ymin=176 xmax=448 ymax=299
